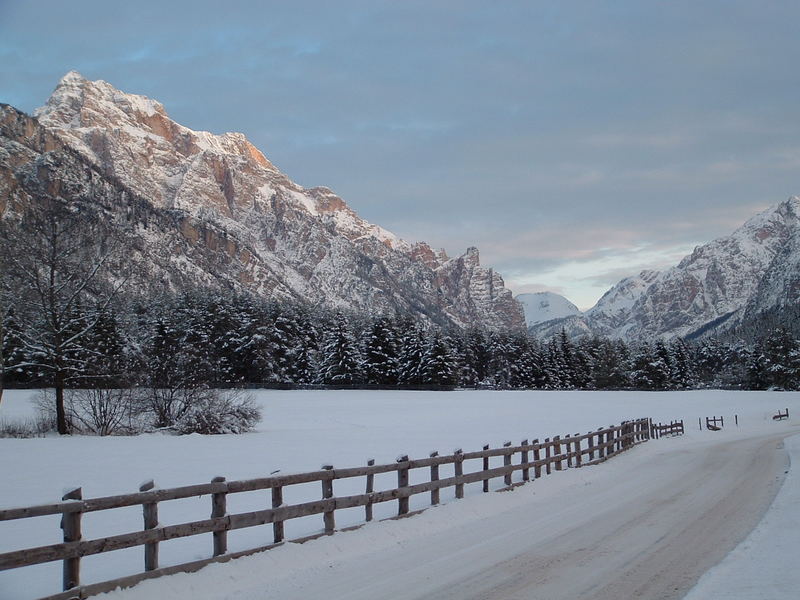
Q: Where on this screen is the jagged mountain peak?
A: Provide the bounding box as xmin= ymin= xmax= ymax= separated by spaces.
xmin=38 ymin=70 xmax=168 ymax=124
xmin=552 ymin=196 xmax=800 ymax=341
xmin=7 ymin=73 xmax=524 ymax=330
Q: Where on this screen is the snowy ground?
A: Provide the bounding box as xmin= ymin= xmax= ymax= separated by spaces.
xmin=0 ymin=389 xmax=798 ymax=600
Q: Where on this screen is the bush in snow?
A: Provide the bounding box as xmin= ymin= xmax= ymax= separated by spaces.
xmin=0 ymin=413 xmax=55 ymax=438
xmin=34 ymin=388 xmax=143 ymax=436
xmin=173 ymin=389 xmax=261 ymax=435
xmin=65 ymin=388 xmax=143 ymax=436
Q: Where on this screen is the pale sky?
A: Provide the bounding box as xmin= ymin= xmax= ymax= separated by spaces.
xmin=2 ymin=1 xmax=798 ymax=309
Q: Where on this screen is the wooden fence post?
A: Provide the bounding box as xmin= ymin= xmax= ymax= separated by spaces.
xmin=554 ymin=436 xmax=563 ymax=471
xmin=429 ymin=452 xmax=440 ymax=505
xmin=573 ymin=433 xmax=582 ymax=467
xmin=211 ymin=476 xmax=227 ymax=556
xmin=587 ymin=431 xmax=595 ymax=460
xmin=596 ymin=427 xmax=604 ymax=457
xmin=321 ymin=465 xmax=335 ymax=534
xmin=482 ymin=444 xmax=490 ymax=492
xmin=532 ymin=439 xmax=541 ymax=479
xmin=61 ymin=487 xmax=82 ymax=591
xmin=272 ymin=484 xmax=284 ymax=543
xmin=503 ymin=441 xmax=513 ymax=486
xmin=521 ymin=439 xmax=530 ymax=482
xmin=139 ymin=480 xmax=158 ymax=571
xmin=365 ymin=459 xmax=375 ymax=521
xmin=564 ymin=435 xmax=573 ymax=468
xmin=544 ymin=438 xmax=552 ymax=474
xmin=454 ymin=449 xmax=464 ymax=499
xmin=397 ymin=455 xmax=410 ymax=515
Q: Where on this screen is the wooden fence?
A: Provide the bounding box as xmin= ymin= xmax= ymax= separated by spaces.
xmin=773 ymin=408 xmax=789 ymax=421
xmin=650 ymin=419 xmax=684 ymax=438
xmin=0 ymin=417 xmax=654 ymax=600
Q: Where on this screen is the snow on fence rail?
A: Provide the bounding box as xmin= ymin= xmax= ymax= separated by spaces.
xmin=0 ymin=417 xmax=656 ymax=600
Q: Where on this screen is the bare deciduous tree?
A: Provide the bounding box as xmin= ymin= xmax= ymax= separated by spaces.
xmin=0 ymin=198 xmax=128 ymax=433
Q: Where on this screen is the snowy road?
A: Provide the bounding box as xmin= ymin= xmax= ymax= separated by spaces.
xmin=102 ymin=427 xmax=793 ymax=600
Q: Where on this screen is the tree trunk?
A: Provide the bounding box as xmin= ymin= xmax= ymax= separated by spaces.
xmin=55 ymin=373 xmax=69 ymax=435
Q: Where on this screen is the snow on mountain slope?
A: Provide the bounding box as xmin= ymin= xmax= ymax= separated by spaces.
xmin=516 ymin=292 xmax=581 ymax=327
xmin=21 ymin=71 xmax=524 ymax=329
xmin=583 ymin=269 xmax=662 ymax=336
xmin=579 ymin=197 xmax=800 ymax=340
xmin=523 ymin=197 xmax=800 ymax=341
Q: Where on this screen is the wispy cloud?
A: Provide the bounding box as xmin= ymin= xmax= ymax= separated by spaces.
xmin=2 ymin=1 xmax=798 ymax=309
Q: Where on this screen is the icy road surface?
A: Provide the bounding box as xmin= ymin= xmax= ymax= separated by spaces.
xmin=99 ymin=427 xmax=794 ymax=600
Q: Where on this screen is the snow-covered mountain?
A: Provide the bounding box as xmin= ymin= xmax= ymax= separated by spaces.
xmin=539 ymin=197 xmax=800 ymax=340
xmin=516 ymin=292 xmax=581 ymax=327
xmin=1 ymin=71 xmax=524 ymax=330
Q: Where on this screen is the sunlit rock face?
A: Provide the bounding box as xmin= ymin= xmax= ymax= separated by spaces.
xmin=3 ymin=72 xmax=524 ymax=330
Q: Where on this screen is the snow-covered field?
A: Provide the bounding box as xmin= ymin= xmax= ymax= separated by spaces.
xmin=1 ymin=389 xmax=798 ymax=600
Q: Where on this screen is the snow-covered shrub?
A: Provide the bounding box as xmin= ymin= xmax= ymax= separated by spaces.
xmin=65 ymin=388 xmax=143 ymax=436
xmin=173 ymin=390 xmax=261 ymax=435
xmin=0 ymin=414 xmax=55 ymax=438
xmin=34 ymin=388 xmax=145 ymax=435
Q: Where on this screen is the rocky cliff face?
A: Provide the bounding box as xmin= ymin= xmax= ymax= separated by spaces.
xmin=533 ymin=197 xmax=800 ymax=340
xmin=5 ymin=71 xmax=523 ymax=330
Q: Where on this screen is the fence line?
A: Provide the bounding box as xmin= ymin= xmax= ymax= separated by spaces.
xmin=1 ymin=417 xmax=659 ymax=600
xmin=650 ymin=419 xmax=685 ymax=438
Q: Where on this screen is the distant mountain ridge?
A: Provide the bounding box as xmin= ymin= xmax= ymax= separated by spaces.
xmin=529 ymin=197 xmax=800 ymax=340
xmin=516 ymin=292 xmax=581 ymax=327
xmin=1 ymin=71 xmax=524 ymax=330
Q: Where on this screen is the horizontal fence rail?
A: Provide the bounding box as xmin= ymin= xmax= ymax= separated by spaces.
xmin=1 ymin=417 xmax=662 ymax=600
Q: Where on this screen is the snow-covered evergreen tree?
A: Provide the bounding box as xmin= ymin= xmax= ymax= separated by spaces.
xmin=364 ymin=316 xmax=399 ymax=385
xmin=398 ymin=325 xmax=426 ymax=385
xmin=421 ymin=332 xmax=458 ymax=386
xmin=318 ymin=313 xmax=363 ymax=385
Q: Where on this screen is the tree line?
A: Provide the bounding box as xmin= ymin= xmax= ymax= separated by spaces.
xmin=4 ymin=290 xmax=799 ymax=395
